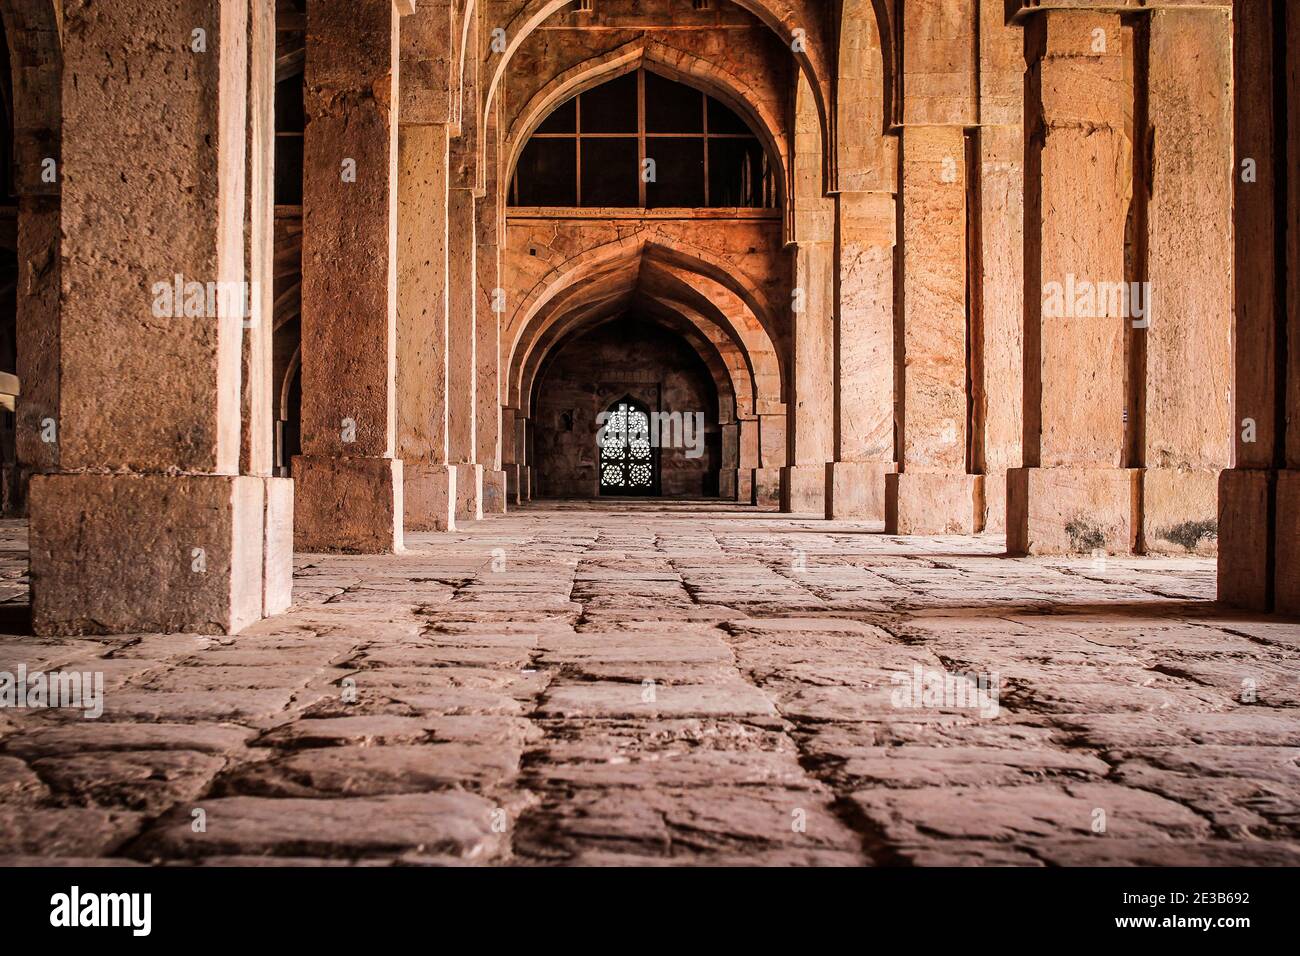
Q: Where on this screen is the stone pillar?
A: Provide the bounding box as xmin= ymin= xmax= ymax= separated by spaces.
xmin=720 ymin=420 xmax=739 ymax=500
xmin=294 ymin=0 xmax=410 ymax=553
xmin=396 ymin=1 xmax=457 ymax=532
xmin=782 ymin=237 xmax=835 ymax=513
xmin=1284 ymin=3 xmax=1300 ymax=616
xmin=476 ymin=94 xmax=507 ymax=515
xmin=1008 ymin=11 xmax=1138 ymax=555
xmin=974 ymin=0 xmax=1025 ymax=533
xmin=243 ymin=0 xmax=293 ymax=614
xmin=826 ymin=190 xmax=897 ymax=520
xmin=1140 ymin=8 xmax=1233 ymax=554
xmin=502 ymin=405 xmax=521 ymax=504
xmin=30 ymin=0 xmax=277 ymax=634
xmin=448 ymin=175 xmax=483 ymax=521
xmin=1219 ymin=0 xmax=1299 ymax=613
xmin=738 ymin=416 xmax=759 ymax=504
xmin=477 ymin=193 xmax=506 ymax=515
xmin=886 ymin=126 xmax=983 ymax=534
xmin=756 ymin=410 xmax=785 ymax=508
xmin=781 ymin=74 xmax=833 ymax=514
xmin=13 ymin=195 xmax=58 ymax=507
xmin=9 ymin=6 xmax=61 ymax=513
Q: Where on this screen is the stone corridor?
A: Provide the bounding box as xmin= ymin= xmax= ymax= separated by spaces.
xmin=1 ymin=503 xmax=1297 ymax=866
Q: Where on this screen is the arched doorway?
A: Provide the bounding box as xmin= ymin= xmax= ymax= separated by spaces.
xmin=531 ymin=316 xmax=722 ymax=498
xmin=599 ymin=396 xmax=656 ymax=496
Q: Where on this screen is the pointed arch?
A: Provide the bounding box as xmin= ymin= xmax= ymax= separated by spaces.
xmin=504 ymin=237 xmax=784 ymax=418
xmin=483 ymin=0 xmax=836 ymax=193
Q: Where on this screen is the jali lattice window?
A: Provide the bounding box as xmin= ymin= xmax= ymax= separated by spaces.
xmin=599 ymin=400 xmax=656 ymax=495
xmin=510 ymin=69 xmax=776 ymax=208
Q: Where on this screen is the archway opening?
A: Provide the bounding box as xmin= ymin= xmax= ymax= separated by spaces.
xmin=531 ymin=315 xmax=721 ymax=498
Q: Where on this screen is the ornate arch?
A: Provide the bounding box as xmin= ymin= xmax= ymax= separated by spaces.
xmin=483 ymin=0 xmax=837 ymax=193
xmin=505 ymin=237 xmax=783 ymax=414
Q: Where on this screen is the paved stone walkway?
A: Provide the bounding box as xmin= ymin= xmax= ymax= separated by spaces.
xmin=0 ymin=503 xmax=1297 ymax=865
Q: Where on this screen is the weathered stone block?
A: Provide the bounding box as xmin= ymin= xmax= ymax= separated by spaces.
xmin=825 ymin=460 xmax=896 ymax=521
xmin=404 ymin=461 xmax=455 ymax=532
xmin=263 ymin=476 xmax=294 ymax=616
xmin=738 ymin=469 xmax=755 ymax=505
xmin=293 ymin=456 xmax=403 ymax=553
xmin=1143 ymin=468 xmax=1220 ymax=555
xmin=29 ymin=474 xmax=265 ymax=635
xmin=504 ymin=464 xmax=521 ymax=505
xmin=1275 ymin=471 xmax=1300 ymax=616
xmin=1217 ymin=469 xmax=1272 ymax=611
xmin=885 ymin=472 xmax=984 ymax=534
xmin=719 ymin=469 xmax=738 ymax=501
xmin=1007 ymin=466 xmax=1139 ymax=555
xmin=754 ymin=467 xmax=781 ymax=509
xmin=780 ymin=464 xmax=825 ymax=514
xmin=482 ymin=469 xmax=507 ymax=515
xmin=454 ymin=463 xmax=483 ymax=522
xmin=984 ymin=468 xmax=1009 ymax=533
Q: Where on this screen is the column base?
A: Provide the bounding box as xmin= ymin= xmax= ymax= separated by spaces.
xmin=29 ymin=473 xmax=268 ymax=636
xmin=885 ymin=472 xmax=984 ymax=534
xmin=738 ymin=469 xmax=755 ymax=505
xmin=454 ymin=463 xmax=483 ymax=521
xmin=482 ymin=468 xmax=507 ymax=514
xmin=521 ymin=465 xmax=533 ymax=501
xmin=754 ymin=467 xmax=781 ymax=509
xmin=826 ymin=460 xmax=896 ymax=521
xmin=1277 ymin=471 xmax=1300 ymax=615
xmin=719 ymin=469 xmax=738 ymax=501
xmin=293 ymin=456 xmax=403 ymax=553
xmin=1142 ymin=466 xmax=1220 ymax=554
xmin=504 ymin=464 xmax=522 ymax=505
xmin=404 ymin=462 xmax=456 ymax=532
xmin=263 ymin=476 xmax=294 ymax=616
xmin=1007 ymin=466 xmax=1139 ymax=555
xmin=983 ymin=468 xmax=1009 ymax=533
xmin=1217 ymin=468 xmax=1271 ymax=610
xmin=780 ymin=464 xmax=826 ymax=513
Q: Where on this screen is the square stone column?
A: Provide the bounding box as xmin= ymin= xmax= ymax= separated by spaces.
xmin=886 ymin=126 xmax=983 ymax=535
xmin=503 ymin=408 xmax=525 ymax=505
xmin=30 ymin=0 xmax=275 ymax=634
xmin=448 ymin=182 xmax=482 ymax=522
xmin=828 ymin=190 xmax=897 ymax=521
xmin=974 ymin=0 xmax=1027 ymax=533
xmin=1140 ymin=8 xmax=1233 ymax=555
xmin=476 ymin=102 xmax=508 ymax=516
xmin=241 ymin=0 xmax=293 ymax=616
xmin=756 ymin=411 xmax=785 ymax=508
xmin=781 ymin=237 xmax=834 ymax=514
xmin=395 ymin=0 xmax=457 ymax=533
xmin=13 ymin=195 xmax=59 ymax=505
xmin=397 ymin=119 xmax=456 ymax=532
xmin=974 ymin=121 xmax=1024 ymax=533
xmin=781 ymin=74 xmax=833 ymax=514
xmin=1219 ymin=0 xmax=1299 ymax=613
xmin=476 ymin=215 xmax=507 ymax=516
xmin=8 ymin=6 xmax=61 ymax=514
xmin=1008 ymin=11 xmax=1139 ymax=555
xmin=294 ymin=0 xmax=409 ymax=553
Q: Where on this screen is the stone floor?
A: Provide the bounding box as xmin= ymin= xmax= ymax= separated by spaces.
xmin=0 ymin=502 xmax=1297 ymax=866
